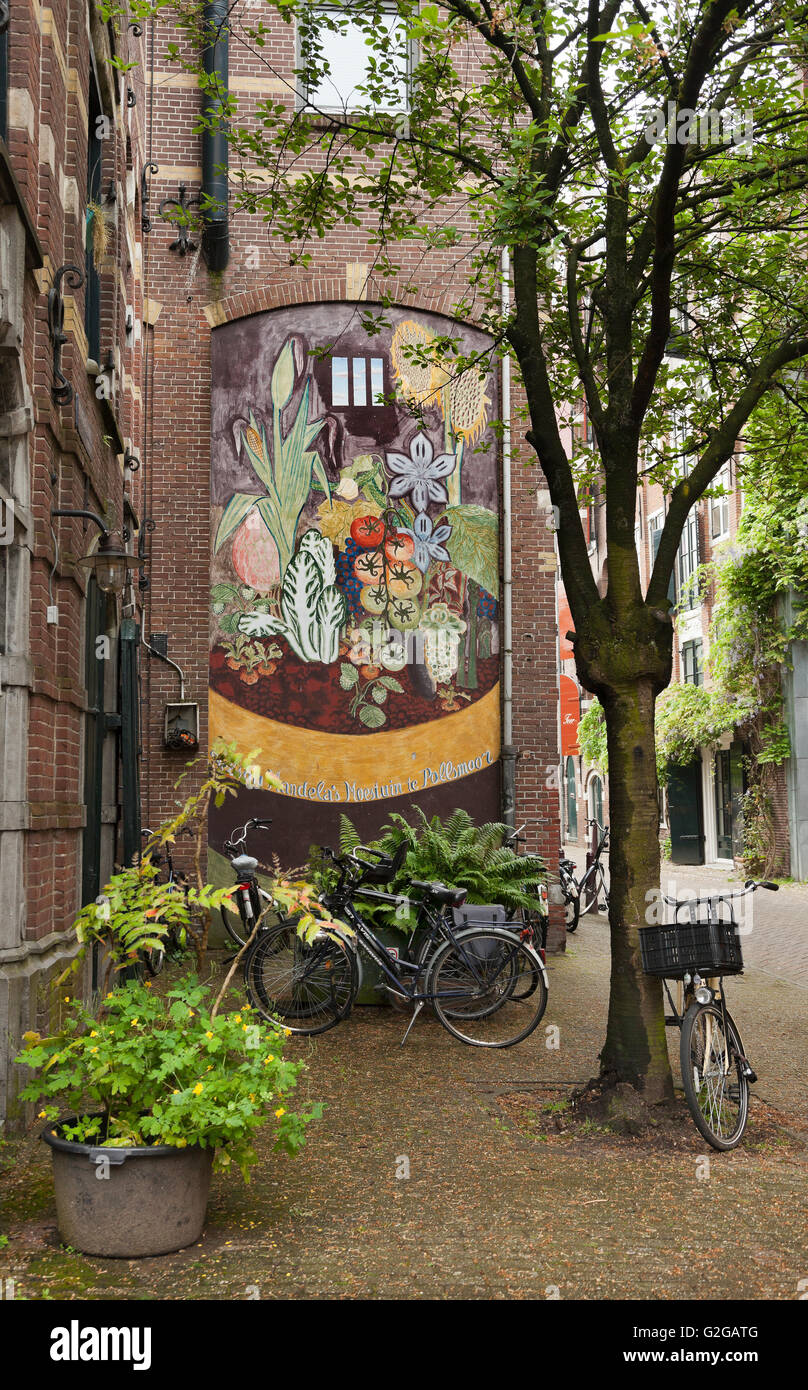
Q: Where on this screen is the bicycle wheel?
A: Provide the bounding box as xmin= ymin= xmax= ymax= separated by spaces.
xmin=564 ymin=889 xmax=580 ymax=932
xmin=220 ymin=899 xmax=250 ymax=948
xmin=429 ymin=928 xmax=548 ymax=1047
xmin=508 ymin=916 xmax=544 ymax=1000
xmin=140 ymin=944 xmax=166 ymax=977
xmin=244 ymin=919 xmax=358 ymax=1035
xmin=680 ymin=1002 xmax=749 ymax=1150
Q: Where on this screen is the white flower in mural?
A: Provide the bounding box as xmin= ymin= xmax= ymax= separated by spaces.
xmin=386 ymin=432 xmax=456 ymax=513
xmin=402 ymin=512 xmax=453 ymax=572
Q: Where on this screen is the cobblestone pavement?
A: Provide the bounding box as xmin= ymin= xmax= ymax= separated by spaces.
xmin=1 ymin=922 xmax=806 ymax=1301
xmin=565 ymin=845 xmax=808 ymax=990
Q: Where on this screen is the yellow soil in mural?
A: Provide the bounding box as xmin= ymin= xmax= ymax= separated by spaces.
xmin=209 ymin=686 xmax=501 ymax=803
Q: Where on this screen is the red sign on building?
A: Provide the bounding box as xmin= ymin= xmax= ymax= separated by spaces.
xmin=560 ymin=674 xmax=581 ymax=756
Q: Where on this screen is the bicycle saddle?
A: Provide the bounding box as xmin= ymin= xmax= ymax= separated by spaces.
xmin=411 ymin=879 xmax=468 ymax=906
xmin=231 ymin=854 xmax=258 ymax=875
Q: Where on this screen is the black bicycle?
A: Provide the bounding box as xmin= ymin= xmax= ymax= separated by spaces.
xmin=639 ymin=878 xmax=778 ymax=1150
xmin=560 ymin=820 xmax=610 ymax=932
xmin=243 ymin=844 xmax=549 ymax=1048
xmin=218 ymin=817 xmax=277 ymax=948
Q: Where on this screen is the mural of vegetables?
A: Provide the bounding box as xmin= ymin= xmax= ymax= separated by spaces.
xmin=215 ymin=337 xmax=332 ymax=580
xmin=209 ymin=304 xmax=501 ymax=835
xmin=239 ymin=529 xmax=347 ymax=665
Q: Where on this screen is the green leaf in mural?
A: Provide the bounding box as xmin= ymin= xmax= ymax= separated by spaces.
xmin=444 ymin=504 xmax=499 ymax=598
xmin=211 ymin=582 xmax=242 ymax=604
xmin=215 ymin=493 xmax=259 ymax=553
xmin=217 ymin=612 xmax=241 ymax=635
xmin=378 ymin=676 xmax=404 ymax=693
xmin=340 ymin=662 xmax=359 ymax=690
xmin=359 ymin=703 xmax=386 ymax=729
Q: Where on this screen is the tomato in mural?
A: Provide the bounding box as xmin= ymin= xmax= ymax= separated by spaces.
xmin=209 ymin=305 xmax=501 ymax=862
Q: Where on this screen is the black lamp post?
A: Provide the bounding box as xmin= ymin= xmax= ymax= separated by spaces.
xmin=51 ymin=509 xmax=142 ymax=594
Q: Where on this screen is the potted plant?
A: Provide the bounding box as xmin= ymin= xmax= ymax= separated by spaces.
xmin=17 ymin=977 xmax=320 ymax=1257
xmin=15 ymin=744 xmax=336 ymax=1258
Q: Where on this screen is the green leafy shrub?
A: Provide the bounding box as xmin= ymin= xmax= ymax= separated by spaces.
xmin=338 ymin=807 xmax=546 ymax=932
xmin=578 ymin=700 xmax=609 ymax=773
xmin=654 ymin=684 xmax=736 ymax=781
xmin=17 ymin=978 xmax=319 ymax=1178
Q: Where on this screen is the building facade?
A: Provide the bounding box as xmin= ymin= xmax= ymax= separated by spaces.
xmin=0 ymin=4 xmax=149 ymax=1128
xmin=1 ymin=3 xmax=564 ymax=1130
xmin=559 ymin=397 xmax=796 ymax=874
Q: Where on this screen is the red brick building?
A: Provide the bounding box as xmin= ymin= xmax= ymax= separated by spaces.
xmin=1 ymin=5 xmax=149 ymax=1127
xmin=1 ymin=2 xmax=563 ymax=1131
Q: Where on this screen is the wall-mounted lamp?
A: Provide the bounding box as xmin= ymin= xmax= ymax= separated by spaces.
xmin=51 ymin=508 xmax=143 ymax=594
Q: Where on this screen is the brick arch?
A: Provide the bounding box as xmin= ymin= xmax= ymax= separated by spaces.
xmin=202 ymin=272 xmax=476 ymax=330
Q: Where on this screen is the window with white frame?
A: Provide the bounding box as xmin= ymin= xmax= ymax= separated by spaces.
xmin=676 ymin=509 xmax=701 ymax=610
xmin=298 ymin=4 xmax=414 ymax=114
xmin=681 ymin=637 xmax=704 ymax=686
xmin=648 ymin=509 xmax=677 ymax=605
xmin=710 ymin=463 xmax=731 ymax=541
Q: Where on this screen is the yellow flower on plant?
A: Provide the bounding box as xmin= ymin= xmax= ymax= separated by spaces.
xmin=234 ymin=1014 xmax=242 ymax=1024
xmin=38 ymin=1110 xmax=47 ymax=1119
xmin=266 ymin=1054 xmax=274 ymax=1063
xmin=90 ymin=1031 xmax=97 ymax=1038
xmin=90 ymin=1047 xmax=98 ymax=1054
xmin=206 ymin=1031 xmax=214 ymax=1039
xmin=131 ymin=1018 xmax=139 ymax=1027
xmin=193 ymin=1083 xmax=204 ymax=1096
xmin=274 ymin=1107 xmax=286 ymax=1119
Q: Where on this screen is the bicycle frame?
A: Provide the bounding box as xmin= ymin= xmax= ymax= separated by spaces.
xmin=323 ymin=884 xmax=512 ymax=1005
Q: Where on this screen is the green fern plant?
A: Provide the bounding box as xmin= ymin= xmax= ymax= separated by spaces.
xmin=338 ymin=807 xmax=546 ymax=932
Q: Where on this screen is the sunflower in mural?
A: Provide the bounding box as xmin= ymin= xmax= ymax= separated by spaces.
xmin=391 ymin=319 xmax=446 ymax=407
xmin=444 ymin=367 xmax=491 ymax=447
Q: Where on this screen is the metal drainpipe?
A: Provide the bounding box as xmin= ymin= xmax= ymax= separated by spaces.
xmin=500 ymin=247 xmax=518 ymax=828
xmin=201 ymin=1 xmax=230 ymax=272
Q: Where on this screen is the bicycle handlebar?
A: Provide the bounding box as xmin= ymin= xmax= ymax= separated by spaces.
xmin=223 ymin=818 xmax=273 ymax=856
xmin=661 ymin=878 xmax=778 ymax=910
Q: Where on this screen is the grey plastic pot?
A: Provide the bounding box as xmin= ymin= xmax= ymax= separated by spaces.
xmin=42 ymin=1119 xmax=214 ymax=1258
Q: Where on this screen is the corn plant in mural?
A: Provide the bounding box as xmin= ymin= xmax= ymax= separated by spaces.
xmin=214 ymin=337 xmax=331 ymax=579
xmin=239 ymin=529 xmax=347 ymax=664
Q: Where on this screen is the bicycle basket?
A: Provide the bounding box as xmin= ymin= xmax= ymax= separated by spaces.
xmin=638 ymin=920 xmax=744 ymax=979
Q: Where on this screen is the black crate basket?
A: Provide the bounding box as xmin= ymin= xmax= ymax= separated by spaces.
xmin=639 ymin=919 xmax=744 ymax=979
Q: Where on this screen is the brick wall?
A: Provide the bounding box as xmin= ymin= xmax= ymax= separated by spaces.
xmin=138 ymin=5 xmax=564 ymax=946
xmin=0 ymin=2 xmax=148 ymax=1129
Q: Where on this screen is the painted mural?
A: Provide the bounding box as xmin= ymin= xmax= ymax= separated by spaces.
xmin=209 ymin=304 xmax=501 ymax=863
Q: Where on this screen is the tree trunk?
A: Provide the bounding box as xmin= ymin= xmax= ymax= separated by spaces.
xmin=600 ymin=681 xmax=673 ymax=1102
